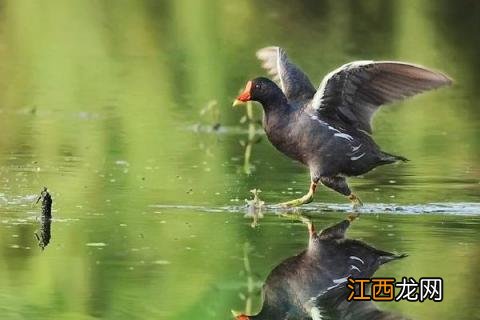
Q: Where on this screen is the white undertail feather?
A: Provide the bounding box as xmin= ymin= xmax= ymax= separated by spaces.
xmin=310 ymin=307 xmax=323 ymax=320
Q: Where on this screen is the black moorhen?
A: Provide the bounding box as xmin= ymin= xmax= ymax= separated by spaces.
xmin=234 ymin=219 xmax=408 ymax=320
xmin=233 ymin=46 xmax=451 ymax=207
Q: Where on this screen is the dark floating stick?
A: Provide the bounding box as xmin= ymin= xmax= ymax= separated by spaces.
xmin=35 ymin=187 xmax=52 ymax=219
xmin=34 ymin=187 xmax=53 ymax=250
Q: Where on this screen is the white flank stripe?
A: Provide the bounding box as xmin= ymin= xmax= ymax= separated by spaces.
xmin=349 ymin=256 xmax=365 ymax=264
xmin=333 ymin=277 xmax=349 ymax=284
xmin=350 ymin=265 xmax=361 ymax=272
xmin=352 ymin=144 xmax=362 ymax=152
xmin=311 ymin=307 xmax=323 ymax=320
xmin=334 ymin=133 xmax=354 ymax=141
xmin=350 ymin=153 xmax=366 ymax=161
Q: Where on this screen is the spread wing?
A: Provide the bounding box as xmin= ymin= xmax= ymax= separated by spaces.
xmin=311 ymin=61 xmax=452 ymax=133
xmin=256 ymin=46 xmax=316 ymax=102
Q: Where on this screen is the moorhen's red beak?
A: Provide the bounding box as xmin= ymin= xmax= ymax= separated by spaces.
xmin=233 ymin=81 xmax=252 ymax=107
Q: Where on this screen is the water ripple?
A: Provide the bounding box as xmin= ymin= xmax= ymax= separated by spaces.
xmin=151 ymin=202 xmax=480 ymax=216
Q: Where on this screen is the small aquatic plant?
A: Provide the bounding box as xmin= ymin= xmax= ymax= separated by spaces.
xmin=244 ymin=189 xmax=265 ymax=227
xmin=199 ymin=99 xmax=221 ymax=130
xmin=239 ymin=101 xmax=262 ymax=175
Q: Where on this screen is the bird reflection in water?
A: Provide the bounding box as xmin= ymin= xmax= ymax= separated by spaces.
xmin=34 ymin=187 xmax=53 ymax=251
xmin=234 ymin=218 xmax=409 ymax=320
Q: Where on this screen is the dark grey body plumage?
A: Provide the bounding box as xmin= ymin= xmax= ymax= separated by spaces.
xmin=263 ymin=94 xmax=397 ymax=176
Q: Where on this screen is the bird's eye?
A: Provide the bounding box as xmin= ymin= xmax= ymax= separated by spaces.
xmin=255 ymin=84 xmax=261 ymax=89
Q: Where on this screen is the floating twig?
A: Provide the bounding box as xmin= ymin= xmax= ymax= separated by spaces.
xmin=34 ymin=187 xmax=53 ymax=250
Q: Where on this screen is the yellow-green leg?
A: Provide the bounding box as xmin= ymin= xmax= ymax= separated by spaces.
xmin=348 ymin=193 xmax=363 ymax=210
xmin=279 ymin=182 xmax=317 ymax=208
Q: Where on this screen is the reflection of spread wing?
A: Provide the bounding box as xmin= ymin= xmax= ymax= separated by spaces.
xmin=311 ymin=61 xmax=452 ymax=133
xmin=257 ymin=46 xmax=316 ymax=101
xmin=319 ymin=219 xmax=350 ymax=240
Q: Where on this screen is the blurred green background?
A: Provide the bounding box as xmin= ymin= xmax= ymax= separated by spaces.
xmin=0 ymin=0 xmax=479 ymax=319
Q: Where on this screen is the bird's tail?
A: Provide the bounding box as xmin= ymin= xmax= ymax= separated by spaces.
xmin=379 ymin=151 xmax=409 ymax=164
xmin=378 ymin=252 xmax=408 ymax=265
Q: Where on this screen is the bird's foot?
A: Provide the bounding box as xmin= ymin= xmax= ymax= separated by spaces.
xmin=279 ymin=193 xmax=313 ymax=208
xmin=277 ymin=211 xmax=311 ymax=227
xmin=348 ymin=193 xmax=363 ymax=210
xmin=347 ymin=212 xmax=359 ymax=222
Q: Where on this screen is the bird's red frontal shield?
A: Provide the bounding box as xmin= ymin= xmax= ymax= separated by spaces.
xmin=233 ymin=81 xmax=252 ymax=106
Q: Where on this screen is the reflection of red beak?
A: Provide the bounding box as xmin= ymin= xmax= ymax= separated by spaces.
xmin=233 ymin=81 xmax=252 ymax=106
xmin=232 ymin=310 xmax=250 ymax=319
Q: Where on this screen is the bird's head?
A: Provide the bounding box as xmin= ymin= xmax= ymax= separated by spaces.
xmin=233 ymin=77 xmax=284 ymax=107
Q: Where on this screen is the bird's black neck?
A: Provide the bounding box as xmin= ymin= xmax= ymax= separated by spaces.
xmin=261 ymin=91 xmax=293 ymax=121
xmin=260 ymin=91 xmax=290 ymax=114
xmin=261 ymin=95 xmax=293 ymax=129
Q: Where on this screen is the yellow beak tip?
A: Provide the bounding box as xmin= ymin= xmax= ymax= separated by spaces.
xmin=231 ymin=310 xmax=241 ymax=316
xmin=232 ymin=99 xmax=244 ymax=107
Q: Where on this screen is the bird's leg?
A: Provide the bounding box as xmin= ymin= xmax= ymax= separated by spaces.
xmin=279 ymin=181 xmax=317 ymax=207
xmin=319 ymin=176 xmax=363 ymax=210
xmin=307 ymin=220 xmax=316 ymax=238
xmin=348 ymin=193 xmax=363 ymax=210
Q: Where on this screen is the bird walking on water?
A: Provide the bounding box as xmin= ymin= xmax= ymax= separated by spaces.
xmin=233 ymin=46 xmax=451 ymax=208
